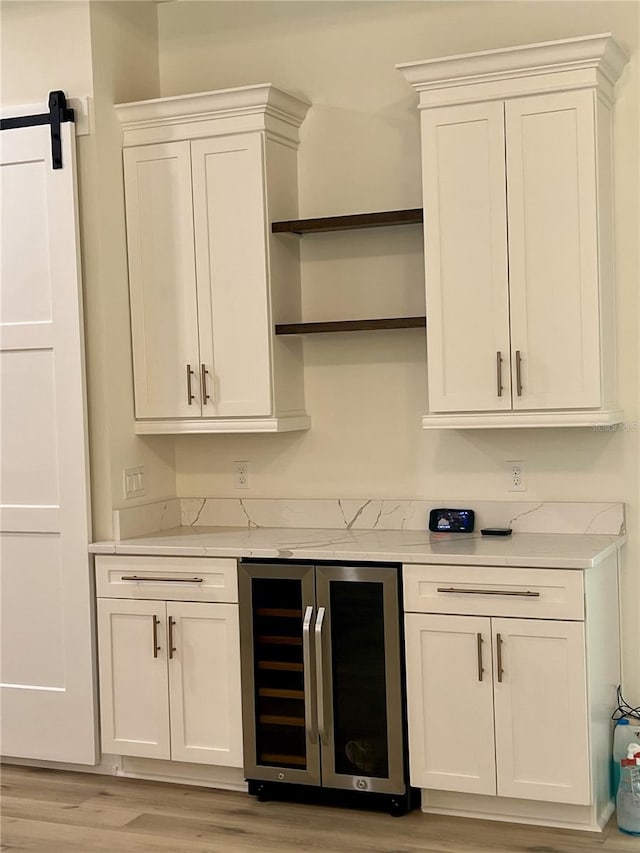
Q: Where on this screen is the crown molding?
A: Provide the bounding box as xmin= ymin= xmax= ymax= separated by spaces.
xmin=115 ymin=83 xmax=311 ymax=131
xmin=397 ymin=33 xmax=629 ymax=96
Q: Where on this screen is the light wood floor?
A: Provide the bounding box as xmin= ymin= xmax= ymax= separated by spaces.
xmin=1 ymin=764 xmax=639 ymax=853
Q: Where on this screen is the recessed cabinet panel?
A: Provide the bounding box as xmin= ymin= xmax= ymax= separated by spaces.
xmin=97 ymin=599 xmax=170 ymax=760
xmin=492 ymin=618 xmax=590 ymax=805
xmin=404 ymin=613 xmax=496 ymax=795
xmin=506 ymin=92 xmax=601 ymax=410
xmin=168 ymin=602 xmax=243 ymax=766
xmin=421 ymin=102 xmax=511 ymax=413
xmin=192 ymin=134 xmax=272 ymax=418
xmin=124 ymin=142 xmax=200 ymax=419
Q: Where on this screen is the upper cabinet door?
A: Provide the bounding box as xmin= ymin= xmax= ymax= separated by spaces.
xmin=124 ymin=142 xmax=201 ymax=419
xmin=506 ymin=91 xmax=601 ymax=410
xmin=191 ymin=134 xmax=272 ymax=418
xmin=421 ymin=102 xmax=511 ymax=413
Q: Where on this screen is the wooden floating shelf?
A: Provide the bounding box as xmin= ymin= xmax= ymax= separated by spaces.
xmin=272 ymin=208 xmax=423 ymax=235
xmin=275 ymin=316 xmax=426 ymax=335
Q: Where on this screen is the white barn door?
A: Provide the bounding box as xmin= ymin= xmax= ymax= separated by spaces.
xmin=0 ymin=114 xmax=96 ymax=763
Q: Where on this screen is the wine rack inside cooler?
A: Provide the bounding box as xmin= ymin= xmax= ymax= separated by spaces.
xmin=251 ymin=577 xmax=307 ymax=770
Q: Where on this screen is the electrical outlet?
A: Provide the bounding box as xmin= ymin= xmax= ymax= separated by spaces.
xmin=123 ymin=466 xmax=145 ymax=499
xmin=233 ymin=461 xmax=249 ymax=489
xmin=508 ymin=461 xmax=526 ymax=492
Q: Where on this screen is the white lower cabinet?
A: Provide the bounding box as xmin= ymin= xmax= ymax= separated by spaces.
xmin=96 ymin=557 xmax=243 ymax=767
xmin=405 ymin=613 xmax=589 ymax=804
xmin=403 ymin=558 xmax=620 ymax=826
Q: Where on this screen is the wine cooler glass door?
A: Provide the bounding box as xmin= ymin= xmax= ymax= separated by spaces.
xmin=239 ymin=563 xmax=320 ymax=786
xmin=315 ymin=565 xmax=406 ymax=795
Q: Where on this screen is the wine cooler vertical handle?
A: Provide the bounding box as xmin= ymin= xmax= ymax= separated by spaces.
xmin=314 ymin=607 xmax=326 ymax=745
xmin=302 ymin=606 xmax=317 ymax=744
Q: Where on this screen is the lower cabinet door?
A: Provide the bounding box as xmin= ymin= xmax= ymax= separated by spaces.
xmin=97 ymin=599 xmax=170 ymax=759
xmin=167 ymin=601 xmax=243 ymax=766
xmin=404 ymin=613 xmax=496 ymax=794
xmin=492 ymin=618 xmax=590 ymax=804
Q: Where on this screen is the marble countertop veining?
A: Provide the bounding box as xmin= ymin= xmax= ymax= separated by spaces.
xmin=89 ymin=526 xmax=625 ymax=569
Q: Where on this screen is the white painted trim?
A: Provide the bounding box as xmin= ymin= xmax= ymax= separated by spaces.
xmin=421 ymin=410 xmax=625 ymax=429
xmin=2 ymin=754 xmax=247 ymax=792
xmin=421 ymin=788 xmax=606 ymax=832
xmin=134 ymin=415 xmax=311 ymax=434
xmin=397 ymin=33 xmax=628 ymax=91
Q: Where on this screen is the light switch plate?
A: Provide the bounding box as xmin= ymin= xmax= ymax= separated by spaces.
xmin=124 ymin=466 xmax=145 ymax=499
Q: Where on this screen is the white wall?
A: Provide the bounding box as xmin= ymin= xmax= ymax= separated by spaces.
xmin=84 ymin=2 xmax=176 ymax=538
xmin=158 ymin=1 xmax=640 ymax=700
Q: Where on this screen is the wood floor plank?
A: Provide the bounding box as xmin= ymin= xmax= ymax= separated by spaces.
xmin=1 ymin=765 xmax=638 ymax=853
xmin=1 ymin=793 xmax=142 ymax=829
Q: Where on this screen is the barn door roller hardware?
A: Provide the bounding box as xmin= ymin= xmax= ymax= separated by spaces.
xmin=0 ymin=90 xmax=75 ymax=169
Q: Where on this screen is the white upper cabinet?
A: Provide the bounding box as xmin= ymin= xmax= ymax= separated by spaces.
xmin=398 ymin=34 xmax=628 ymax=428
xmin=117 ymin=85 xmax=311 ymax=434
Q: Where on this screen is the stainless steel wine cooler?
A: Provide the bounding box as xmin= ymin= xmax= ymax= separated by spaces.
xmin=238 ymin=560 xmax=412 ymax=814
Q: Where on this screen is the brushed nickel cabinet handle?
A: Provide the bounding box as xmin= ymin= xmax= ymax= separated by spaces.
xmin=186 ymin=363 xmax=196 ymax=405
xmin=496 ymin=632 xmax=504 ymax=683
xmin=302 ymin=606 xmax=317 ymax=745
xmin=168 ymin=616 xmax=176 ymax=660
xmin=515 ymin=350 xmax=523 ymax=396
xmin=477 ymin=632 xmax=484 ymax=682
xmin=496 ymin=351 xmax=503 ymax=397
xmin=201 ymin=364 xmax=211 ymax=404
xmin=152 ymin=615 xmax=160 ymax=659
xmin=121 ymin=576 xmax=204 ymax=583
xmin=437 ymin=587 xmax=540 ymax=597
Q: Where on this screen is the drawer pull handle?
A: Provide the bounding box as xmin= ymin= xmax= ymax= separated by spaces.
xmin=476 ymin=632 xmax=484 ymax=682
xmin=436 ymin=587 xmax=540 ymax=597
xmin=120 ymin=575 xmax=204 ymax=583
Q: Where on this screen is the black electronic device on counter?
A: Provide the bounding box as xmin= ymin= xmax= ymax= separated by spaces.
xmin=480 ymin=527 xmax=512 ymax=536
xmin=428 ymin=508 xmax=474 ymax=533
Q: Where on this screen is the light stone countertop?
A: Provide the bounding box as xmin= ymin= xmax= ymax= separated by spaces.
xmin=90 ymin=526 xmax=625 ymax=569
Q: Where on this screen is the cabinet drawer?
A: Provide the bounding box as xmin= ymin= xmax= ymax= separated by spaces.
xmin=95 ymin=555 xmax=238 ymax=603
xmin=402 ymin=564 xmax=584 ymax=620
